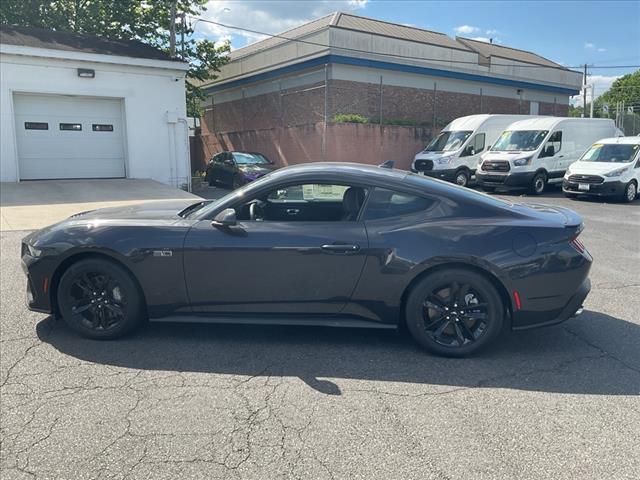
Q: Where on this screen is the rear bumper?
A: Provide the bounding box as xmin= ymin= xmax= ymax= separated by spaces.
xmin=563 ymin=179 xmax=626 ymax=197
xmin=476 ymin=171 xmax=536 ymax=190
xmin=512 ymin=278 xmax=591 ymax=331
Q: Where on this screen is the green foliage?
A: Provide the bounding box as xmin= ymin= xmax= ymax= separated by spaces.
xmin=0 ymin=0 xmax=230 ymax=117
xmin=331 ymin=114 xmax=370 ymax=124
xmin=596 ymin=70 xmax=640 ymax=110
xmin=568 ymin=105 xmax=584 ymax=117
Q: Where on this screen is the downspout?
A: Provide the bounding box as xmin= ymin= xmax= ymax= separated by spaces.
xmin=177 ymin=118 xmax=191 ymax=192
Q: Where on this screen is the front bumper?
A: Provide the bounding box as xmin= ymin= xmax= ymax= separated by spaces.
xmin=413 ymin=168 xmax=459 ymax=182
xmin=562 ymin=179 xmax=626 ymax=197
xmin=22 ymin=248 xmax=55 ymax=314
xmin=512 ymin=278 xmax=591 ymax=331
xmin=476 ymin=171 xmax=536 ymax=190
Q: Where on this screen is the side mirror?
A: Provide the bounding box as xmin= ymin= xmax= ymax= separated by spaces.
xmin=211 ymin=208 xmax=237 ymax=227
xmin=223 ymin=159 xmax=234 ymax=166
xmin=462 ymin=145 xmax=475 ymax=157
xmin=543 ymin=144 xmax=555 ymax=157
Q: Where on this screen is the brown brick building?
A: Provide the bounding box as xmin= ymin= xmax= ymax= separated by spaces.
xmin=196 ymin=12 xmax=582 ymax=171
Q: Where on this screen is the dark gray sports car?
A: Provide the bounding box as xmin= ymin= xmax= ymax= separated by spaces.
xmin=22 ymin=163 xmax=592 ymax=356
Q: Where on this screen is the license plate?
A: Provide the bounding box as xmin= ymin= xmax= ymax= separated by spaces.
xmin=578 ymin=183 xmax=590 ymax=191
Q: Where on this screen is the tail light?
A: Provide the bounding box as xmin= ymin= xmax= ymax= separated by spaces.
xmin=570 ymin=236 xmax=586 ymax=254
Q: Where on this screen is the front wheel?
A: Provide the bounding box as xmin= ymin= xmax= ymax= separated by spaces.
xmin=454 ymin=169 xmax=470 ymax=187
xmin=405 ymin=269 xmax=504 ymax=357
xmin=621 ymin=181 xmax=637 ymax=203
xmin=57 ymin=259 xmax=145 ymax=339
xmin=529 ymin=172 xmax=547 ymax=195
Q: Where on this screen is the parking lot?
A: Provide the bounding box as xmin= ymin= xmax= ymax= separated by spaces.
xmin=1 ymin=185 xmax=638 ymax=480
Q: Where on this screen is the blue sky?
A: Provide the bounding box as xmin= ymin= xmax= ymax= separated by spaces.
xmin=196 ymin=1 xmax=640 ymax=103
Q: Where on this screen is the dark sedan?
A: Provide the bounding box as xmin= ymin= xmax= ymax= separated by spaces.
xmin=205 ymin=151 xmax=278 ymax=189
xmin=21 ymin=163 xmax=592 ymax=356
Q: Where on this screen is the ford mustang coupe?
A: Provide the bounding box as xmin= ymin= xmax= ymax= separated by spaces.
xmin=22 ymin=163 xmax=592 ymax=356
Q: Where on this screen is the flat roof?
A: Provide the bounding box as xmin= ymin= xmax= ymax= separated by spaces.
xmin=0 ymin=24 xmax=186 ymax=63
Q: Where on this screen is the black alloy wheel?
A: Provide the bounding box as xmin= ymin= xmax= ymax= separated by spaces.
xmin=405 ymin=269 xmax=504 ymax=356
xmin=232 ymin=174 xmax=244 ymax=190
xmin=57 ymin=259 xmax=144 ymax=339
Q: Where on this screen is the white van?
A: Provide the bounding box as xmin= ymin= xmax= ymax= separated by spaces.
xmin=411 ymin=114 xmax=537 ymax=187
xmin=476 ymin=117 xmax=622 ymax=194
xmin=563 ymin=136 xmax=639 ymax=202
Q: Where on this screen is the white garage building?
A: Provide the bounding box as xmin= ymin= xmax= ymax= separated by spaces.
xmin=0 ymin=25 xmax=191 ymax=187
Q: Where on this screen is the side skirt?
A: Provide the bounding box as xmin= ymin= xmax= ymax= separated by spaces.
xmin=150 ymin=314 xmax=397 ymax=330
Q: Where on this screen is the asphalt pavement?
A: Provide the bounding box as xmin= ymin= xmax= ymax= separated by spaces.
xmin=1 ymin=186 xmax=639 ymax=479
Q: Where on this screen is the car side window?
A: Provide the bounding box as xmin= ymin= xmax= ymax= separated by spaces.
xmin=546 ymin=131 xmax=562 ymax=156
xmin=473 ymin=133 xmax=486 ymax=153
xmin=213 ymin=153 xmax=224 ymax=163
xmin=363 ymin=188 xmax=435 ymax=221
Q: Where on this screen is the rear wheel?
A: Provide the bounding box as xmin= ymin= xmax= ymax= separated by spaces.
xmin=57 ymin=259 xmax=144 ymax=339
xmin=405 ymin=269 xmax=504 ymax=357
xmin=529 ymin=172 xmax=547 ymax=195
xmin=621 ymin=181 xmax=637 ymax=203
xmin=454 ymin=169 xmax=470 ymax=187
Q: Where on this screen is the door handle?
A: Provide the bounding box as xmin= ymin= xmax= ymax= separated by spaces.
xmin=321 ymin=244 xmax=360 ymax=253
xmin=286 ymin=208 xmax=300 ymax=215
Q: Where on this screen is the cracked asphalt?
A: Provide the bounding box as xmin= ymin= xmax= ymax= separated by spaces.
xmin=1 ymin=190 xmax=639 ymax=479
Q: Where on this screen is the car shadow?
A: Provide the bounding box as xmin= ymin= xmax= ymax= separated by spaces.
xmin=36 ymin=309 xmax=639 ymax=396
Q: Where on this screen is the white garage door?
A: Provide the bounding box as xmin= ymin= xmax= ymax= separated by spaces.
xmin=14 ymin=93 xmax=126 ymax=180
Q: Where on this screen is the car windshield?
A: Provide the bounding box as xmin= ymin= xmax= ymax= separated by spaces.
xmin=580 ymin=143 xmax=639 ymax=163
xmin=423 ymin=131 xmax=472 ymax=152
xmin=491 ymin=130 xmax=549 ymax=152
xmin=233 ymin=153 xmax=270 ymax=165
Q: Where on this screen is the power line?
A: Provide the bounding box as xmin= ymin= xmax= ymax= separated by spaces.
xmin=191 ymin=16 xmax=640 ymax=72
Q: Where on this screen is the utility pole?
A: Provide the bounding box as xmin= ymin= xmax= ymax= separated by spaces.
xmin=169 ymin=0 xmax=177 ymax=58
xmin=589 ymin=85 xmax=594 ymax=118
xmin=180 ymin=12 xmax=186 ymax=59
xmin=582 ymin=64 xmax=588 ymax=117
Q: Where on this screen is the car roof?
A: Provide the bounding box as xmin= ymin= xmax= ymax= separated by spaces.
xmin=270 ymin=162 xmax=410 ymax=183
xmin=593 ymin=136 xmax=640 ymax=145
xmin=505 ymin=117 xmax=614 ymax=130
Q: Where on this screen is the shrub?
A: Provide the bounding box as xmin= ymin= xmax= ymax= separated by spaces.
xmin=331 ymin=114 xmax=369 ymax=124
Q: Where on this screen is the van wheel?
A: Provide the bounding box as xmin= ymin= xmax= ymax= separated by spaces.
xmin=529 ymin=172 xmax=547 ymax=195
xmin=454 ymin=169 xmax=470 ymax=187
xmin=621 ymin=181 xmax=637 ymax=203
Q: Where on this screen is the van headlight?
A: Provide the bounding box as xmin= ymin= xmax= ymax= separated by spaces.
xmin=436 ymin=157 xmax=453 ymax=165
xmin=604 ymin=166 xmax=629 ymax=177
xmin=513 ymin=156 xmax=533 ymax=167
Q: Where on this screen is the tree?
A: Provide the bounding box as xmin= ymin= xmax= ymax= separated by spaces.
xmin=594 ymin=70 xmax=640 ymax=117
xmin=0 ymin=0 xmax=229 ymax=117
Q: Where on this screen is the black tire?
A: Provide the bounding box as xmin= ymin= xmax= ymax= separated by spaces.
xmin=480 ymin=186 xmax=496 ymax=193
xmin=57 ymin=258 xmax=145 ymax=339
xmin=529 ymin=172 xmax=547 ymax=195
xmin=454 ymin=169 xmax=470 ymax=187
xmin=232 ymin=174 xmax=244 ymax=190
xmin=621 ymin=181 xmax=637 ymax=203
xmin=404 ymin=268 xmax=504 ymax=357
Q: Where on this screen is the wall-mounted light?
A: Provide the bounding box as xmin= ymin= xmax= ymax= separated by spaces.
xmin=77 ymin=68 xmax=95 ymax=78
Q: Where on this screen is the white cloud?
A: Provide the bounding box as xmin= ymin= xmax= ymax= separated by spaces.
xmin=570 ymin=74 xmax=621 ymax=106
xmin=485 ymin=29 xmax=500 ymax=35
xmin=597 ymin=47 xmax=607 ymax=52
xmin=454 ymin=25 xmax=480 ymax=35
xmin=584 ymin=42 xmax=595 ymax=49
xmin=197 ymin=0 xmax=369 ymax=47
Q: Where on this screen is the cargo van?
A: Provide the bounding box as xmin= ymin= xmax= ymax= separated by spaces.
xmin=411 ymin=115 xmax=537 ymax=187
xmin=476 ymin=117 xmax=622 ymax=194
xmin=563 ymin=136 xmax=639 ymax=202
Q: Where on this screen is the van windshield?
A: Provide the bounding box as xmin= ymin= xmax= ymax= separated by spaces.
xmin=580 ymin=143 xmax=639 ymax=163
xmin=491 ymin=130 xmax=549 ymax=152
xmin=423 ymin=131 xmax=472 ymax=152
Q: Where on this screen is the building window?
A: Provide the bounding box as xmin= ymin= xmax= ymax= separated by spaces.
xmin=60 ymin=123 xmax=82 ymax=131
xmin=92 ymin=124 xmax=114 ymax=132
xmin=24 ymin=122 xmax=48 ymax=130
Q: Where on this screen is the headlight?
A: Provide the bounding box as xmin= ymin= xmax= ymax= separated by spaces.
xmin=513 ymin=156 xmax=533 ymax=167
xmin=604 ymin=167 xmax=629 ymax=177
xmin=27 ymin=244 xmax=43 ymax=257
xmin=436 ymin=157 xmax=452 ymax=165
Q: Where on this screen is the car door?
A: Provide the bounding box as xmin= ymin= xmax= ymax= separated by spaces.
xmin=183 ymin=183 xmax=369 ymax=315
xmin=209 ymin=153 xmax=224 ymax=183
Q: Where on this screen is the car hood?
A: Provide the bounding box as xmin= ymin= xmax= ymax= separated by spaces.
xmin=238 ymin=164 xmax=277 ymax=177
xmin=65 ymin=199 xmax=203 ymax=221
xmin=568 ymin=161 xmax=632 ymax=175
